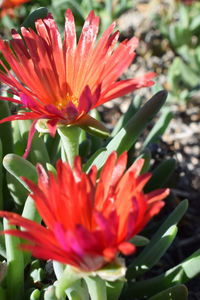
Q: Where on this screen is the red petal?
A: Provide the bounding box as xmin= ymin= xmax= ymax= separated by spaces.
xmin=147 ymin=188 xmax=170 ymax=204
xmin=23 ymin=120 xmax=37 ymax=159
xmin=47 ymin=119 xmax=58 ymax=137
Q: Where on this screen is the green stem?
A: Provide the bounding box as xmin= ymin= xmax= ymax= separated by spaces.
xmin=57 ymin=126 xmax=81 ymax=168
xmin=22 ymin=196 xmax=41 ymax=266
xmin=54 ymin=263 xmax=89 ymax=299
xmin=84 ymin=276 xmax=107 ymax=300
xmin=55 ymin=266 xmax=81 ymax=299
xmin=44 ymin=285 xmax=63 ymax=300
xmin=0 ymin=222 xmax=6 ymax=258
xmin=0 ymin=140 xmax=3 ymax=210
xmin=0 ymin=287 xmax=6 ymax=300
xmin=4 ymin=218 xmax=24 ymax=300
xmin=53 ymin=261 xmax=65 ymax=280
xmin=65 ymin=280 xmax=89 ymax=300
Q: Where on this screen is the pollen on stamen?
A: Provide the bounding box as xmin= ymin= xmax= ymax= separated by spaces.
xmin=56 ymin=93 xmax=79 ymax=110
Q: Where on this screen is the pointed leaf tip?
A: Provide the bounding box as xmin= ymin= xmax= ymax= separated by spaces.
xmin=21 ymin=7 xmax=49 ymax=31
xmin=155 ymin=90 xmax=168 ymax=99
xmin=76 ymin=115 xmax=110 ymax=139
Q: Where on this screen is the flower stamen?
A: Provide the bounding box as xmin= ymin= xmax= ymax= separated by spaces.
xmin=56 ymin=93 xmax=79 ymax=110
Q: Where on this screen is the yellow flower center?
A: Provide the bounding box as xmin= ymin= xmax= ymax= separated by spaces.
xmin=56 ymin=93 xmax=79 ymax=110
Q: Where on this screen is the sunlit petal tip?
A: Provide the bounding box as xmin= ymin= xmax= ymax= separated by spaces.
xmin=73 ymin=156 xmax=82 ymax=178
xmin=36 ymin=163 xmax=49 ymax=184
xmin=127 ymin=36 xmax=139 ymax=52
xmin=129 ymin=158 xmax=145 ymax=177
xmin=148 ymin=201 xmax=165 ymax=218
xmin=87 ymin=9 xmax=96 ymax=19
xmin=65 ymin=8 xmax=75 ymax=25
xmin=147 ymin=188 xmax=170 ymax=204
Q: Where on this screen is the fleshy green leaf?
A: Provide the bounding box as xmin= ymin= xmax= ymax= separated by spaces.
xmin=30 ymin=289 xmax=40 ymax=300
xmin=85 ymin=90 xmax=168 ymax=172
xmin=4 ymin=219 xmax=24 ymax=300
xmin=6 ymin=172 xmax=28 ymax=206
xmin=106 ymin=280 xmax=124 ymax=300
xmin=44 ymin=286 xmax=61 ymax=300
xmin=21 ymin=7 xmax=49 ymax=31
xmin=130 ymin=235 xmax=150 ymax=247
xmin=141 ymin=107 xmax=173 ymax=151
xmin=148 ymin=284 xmax=188 ymax=300
xmin=111 ymin=95 xmax=142 ymax=137
xmin=126 ymin=200 xmax=188 ymax=280
xmin=77 ymin=115 xmax=110 ymax=139
xmin=144 ymin=158 xmax=176 ymax=192
xmin=0 ymin=222 xmax=6 ymax=258
xmin=0 ymin=101 xmax=14 ymax=156
xmin=124 ymin=249 xmax=200 ymax=298
xmin=3 ymin=154 xmax=37 ymax=191
xmin=0 ymin=287 xmax=6 ymax=300
xmin=18 ymin=119 xmax=50 ymax=166
xmin=127 ymin=225 xmax=178 ymax=278
xmin=0 ymin=140 xmax=3 ymax=209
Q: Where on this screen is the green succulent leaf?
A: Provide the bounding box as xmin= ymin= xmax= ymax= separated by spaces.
xmin=141 ymin=107 xmax=173 ymax=151
xmin=130 ymin=235 xmax=150 ymax=247
xmin=85 ymin=90 xmax=168 ymax=172
xmin=3 ymin=154 xmax=37 ymax=191
xmin=124 ymin=249 xmax=200 ymax=298
xmin=144 ymin=158 xmax=176 ymax=192
xmin=21 ymin=7 xmax=49 ymax=31
xmin=127 ymin=225 xmax=178 ymax=278
xmin=126 ymin=200 xmax=188 ymax=280
xmin=111 ymin=95 xmax=142 ymax=137
xmin=4 ymin=219 xmax=24 ymax=300
xmin=30 ymin=289 xmax=40 ymax=300
xmin=148 ymin=284 xmax=188 ymax=300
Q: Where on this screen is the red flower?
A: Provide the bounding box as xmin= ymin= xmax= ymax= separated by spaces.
xmin=0 ymin=9 xmax=155 ymax=156
xmin=0 ymin=152 xmax=169 ymax=272
xmin=180 ymin=0 xmax=195 ymax=5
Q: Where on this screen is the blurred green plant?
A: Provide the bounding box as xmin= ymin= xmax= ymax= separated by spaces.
xmin=0 ymin=5 xmax=199 ymax=300
xmin=0 ymin=0 xmax=134 ymax=37
xmin=154 ymin=1 xmax=200 ymax=101
xmin=51 ymin=0 xmax=134 ymax=37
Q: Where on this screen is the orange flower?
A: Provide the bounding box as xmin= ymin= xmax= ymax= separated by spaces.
xmin=0 ymin=152 xmax=169 ymax=271
xmin=0 ymin=9 xmax=155 ymax=156
xmin=0 ymin=0 xmax=30 ymax=17
xmin=1 ymin=0 xmax=30 ymax=9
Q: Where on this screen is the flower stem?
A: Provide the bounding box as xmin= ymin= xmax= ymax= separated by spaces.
xmin=53 ymin=261 xmax=65 ymax=280
xmin=4 ymin=218 xmax=24 ymax=300
xmin=0 ymin=140 xmax=3 ymax=210
xmin=65 ymin=281 xmax=89 ymax=300
xmin=57 ymin=126 xmax=81 ymax=168
xmin=55 ymin=266 xmax=81 ymax=299
xmin=22 ymin=195 xmax=41 ymax=266
xmin=84 ymin=276 xmax=107 ymax=300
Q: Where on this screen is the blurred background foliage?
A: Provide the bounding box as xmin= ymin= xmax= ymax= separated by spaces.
xmin=0 ymin=1 xmax=200 ymax=299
